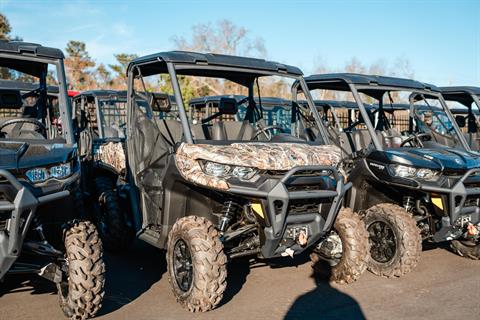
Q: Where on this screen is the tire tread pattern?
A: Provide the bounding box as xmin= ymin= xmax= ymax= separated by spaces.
xmin=167 ymin=216 xmax=227 ymax=312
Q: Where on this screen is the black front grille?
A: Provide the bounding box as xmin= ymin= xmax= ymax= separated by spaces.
xmin=287 ymin=199 xmax=323 ymax=215
xmin=263 ymin=169 xmax=333 ymax=178
xmin=0 ymin=218 xmax=6 ymax=231
xmin=286 ymin=184 xmax=324 ymax=192
xmin=464 ymin=195 xmax=480 ymax=207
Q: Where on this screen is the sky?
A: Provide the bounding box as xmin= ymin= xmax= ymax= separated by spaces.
xmin=1 ymin=0 xmax=479 ymax=86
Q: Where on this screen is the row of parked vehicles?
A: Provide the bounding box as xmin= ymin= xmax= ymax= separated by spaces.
xmin=0 ymin=41 xmax=479 ymax=319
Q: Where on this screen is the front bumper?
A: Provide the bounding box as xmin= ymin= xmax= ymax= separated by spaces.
xmin=229 ymin=165 xmax=351 ymax=258
xmin=0 ymin=169 xmax=70 ymax=280
xmin=420 ymin=168 xmax=480 ymax=241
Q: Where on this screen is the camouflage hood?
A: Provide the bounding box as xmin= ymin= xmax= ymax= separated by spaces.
xmin=175 ymin=142 xmax=342 ymax=190
xmin=177 ymin=142 xmax=341 ymax=169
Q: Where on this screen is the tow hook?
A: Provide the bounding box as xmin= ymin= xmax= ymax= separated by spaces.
xmin=297 ymin=230 xmax=308 ymax=247
xmin=466 ymin=223 xmax=479 ymax=238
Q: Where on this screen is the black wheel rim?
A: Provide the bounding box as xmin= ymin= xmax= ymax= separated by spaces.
xmin=173 ymin=239 xmax=193 ymax=292
xmin=368 ymin=221 xmax=397 ymax=263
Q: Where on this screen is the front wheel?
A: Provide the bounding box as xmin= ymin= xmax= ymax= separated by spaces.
xmin=363 ymin=203 xmax=422 ymax=278
xmin=166 ymin=216 xmax=227 ymax=312
xmin=310 ymin=208 xmax=369 ymax=284
xmin=57 ymin=221 xmax=105 ymax=319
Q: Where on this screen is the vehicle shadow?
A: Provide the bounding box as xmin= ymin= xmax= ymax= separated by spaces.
xmin=218 ymin=257 xmax=251 ymax=307
xmin=284 ymin=259 xmax=366 ymax=320
xmin=0 ymin=274 xmax=57 ymax=297
xmin=0 ymin=240 xmax=166 ymax=316
xmin=97 ymin=240 xmax=166 ymax=316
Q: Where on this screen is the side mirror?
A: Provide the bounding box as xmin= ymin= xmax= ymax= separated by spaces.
xmin=455 ymin=115 xmax=466 ymax=128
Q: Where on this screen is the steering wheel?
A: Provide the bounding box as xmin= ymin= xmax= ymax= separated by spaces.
xmin=0 ymin=118 xmax=47 ymax=139
xmin=400 ymin=133 xmax=432 ymax=148
xmin=252 ymin=125 xmax=286 ymax=141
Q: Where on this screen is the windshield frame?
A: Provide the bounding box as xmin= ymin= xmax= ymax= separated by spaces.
xmin=0 ymin=52 xmax=74 ymax=144
xmin=351 ymin=83 xmax=471 ymax=151
xmin=128 ymin=61 xmax=329 ymax=144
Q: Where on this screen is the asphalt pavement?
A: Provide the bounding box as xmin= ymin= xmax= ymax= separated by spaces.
xmin=1 ymin=241 xmax=479 ymax=320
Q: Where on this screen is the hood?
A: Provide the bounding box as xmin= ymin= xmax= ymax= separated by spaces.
xmin=370 ymin=146 xmax=480 ymax=171
xmin=0 ymin=141 xmax=76 ymax=170
xmin=176 ymin=142 xmax=342 ymax=170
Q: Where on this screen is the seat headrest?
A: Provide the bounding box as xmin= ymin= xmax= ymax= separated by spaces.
xmin=149 ymin=93 xmax=171 ymax=112
xmin=0 ymin=90 xmax=22 ymax=109
xmin=219 ymin=97 xmax=238 ymax=115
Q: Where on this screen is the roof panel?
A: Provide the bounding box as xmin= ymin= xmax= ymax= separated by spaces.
xmin=305 ymin=73 xmax=440 ymax=92
xmin=128 ymin=51 xmax=303 ymax=77
xmin=0 ymin=41 xmax=64 ymax=59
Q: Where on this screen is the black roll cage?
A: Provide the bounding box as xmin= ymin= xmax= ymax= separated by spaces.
xmin=0 ymin=52 xmax=73 ymax=144
xmin=127 ymin=61 xmax=330 ymax=144
xmin=296 ymin=79 xmax=471 ymax=152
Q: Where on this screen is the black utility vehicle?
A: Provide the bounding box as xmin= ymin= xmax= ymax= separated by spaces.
xmin=126 ymin=52 xmax=369 ymax=312
xmin=73 ymin=90 xmax=135 ymax=251
xmin=298 ymin=73 xmax=480 ymax=277
xmin=442 ymin=87 xmax=480 ymax=151
xmin=0 ymin=41 xmax=104 ymax=319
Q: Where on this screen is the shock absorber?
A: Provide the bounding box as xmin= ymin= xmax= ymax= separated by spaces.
xmin=403 ymin=196 xmax=414 ymax=212
xmin=219 ymin=201 xmax=238 ymax=233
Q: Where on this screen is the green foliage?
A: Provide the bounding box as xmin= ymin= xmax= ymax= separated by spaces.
xmin=0 ymin=13 xmax=11 ymax=40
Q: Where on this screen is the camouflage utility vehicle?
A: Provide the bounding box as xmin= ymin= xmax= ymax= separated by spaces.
xmin=0 ymin=41 xmax=104 ymax=319
xmin=298 ymin=73 xmax=480 ymax=277
xmin=126 ymin=52 xmax=369 ymax=312
xmin=73 ymin=90 xmax=135 ymax=251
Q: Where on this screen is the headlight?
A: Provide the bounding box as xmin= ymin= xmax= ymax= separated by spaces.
xmin=25 ymin=162 xmax=73 ymax=183
xmin=201 ymin=160 xmax=258 ymax=181
xmin=232 ymin=166 xmax=257 ymax=180
xmin=49 ymin=163 xmax=72 ymax=179
xmin=203 ymin=161 xmax=231 ymax=178
xmin=390 ymin=164 xmax=440 ymax=181
xmin=25 ymin=168 xmax=49 ymax=183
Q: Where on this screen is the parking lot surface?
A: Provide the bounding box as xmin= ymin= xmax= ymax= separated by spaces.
xmin=1 ymin=241 xmax=479 ymax=320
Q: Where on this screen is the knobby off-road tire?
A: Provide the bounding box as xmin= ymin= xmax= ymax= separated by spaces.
xmin=167 ymin=216 xmax=227 ymax=312
xmin=95 ymin=176 xmax=134 ymax=252
xmin=364 ymin=203 xmax=422 ymax=278
xmin=451 ymin=240 xmax=480 ymax=260
xmin=310 ymin=207 xmax=369 ymax=284
xmin=58 ymin=221 xmax=105 ymax=319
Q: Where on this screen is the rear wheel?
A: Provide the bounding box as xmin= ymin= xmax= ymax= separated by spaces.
xmin=95 ymin=176 xmax=134 ymax=252
xmin=310 ymin=208 xmax=369 ymax=284
xmin=451 ymin=239 xmax=480 ymax=260
xmin=57 ymin=221 xmax=105 ymax=319
xmin=166 ymin=216 xmax=227 ymax=312
xmin=364 ymin=203 xmax=422 ymax=278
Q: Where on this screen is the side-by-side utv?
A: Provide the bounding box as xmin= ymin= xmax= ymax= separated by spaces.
xmin=125 ymin=52 xmax=369 ymax=312
xmin=73 ymin=90 xmax=135 ymax=252
xmin=0 ymin=41 xmax=104 ymax=319
xmin=441 ymin=87 xmax=480 ymax=151
xmin=298 ymin=73 xmax=480 ymax=277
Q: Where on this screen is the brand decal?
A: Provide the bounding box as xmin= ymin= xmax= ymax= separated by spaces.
xmin=369 ymin=162 xmax=385 ymax=170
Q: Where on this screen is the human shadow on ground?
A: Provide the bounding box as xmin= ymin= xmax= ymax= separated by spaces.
xmin=97 ymin=240 xmax=166 ymax=315
xmin=284 ymin=259 xmax=366 ymax=320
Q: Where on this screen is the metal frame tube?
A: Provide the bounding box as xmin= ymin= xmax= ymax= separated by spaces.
xmin=348 ymin=83 xmax=383 ymax=150
xmin=166 ymin=62 xmax=193 ymax=143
